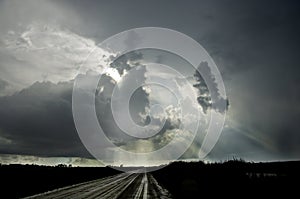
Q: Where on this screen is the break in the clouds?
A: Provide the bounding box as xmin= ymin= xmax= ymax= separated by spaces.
xmin=0 ymin=0 xmax=300 ymax=165
xmin=0 ymin=154 xmax=103 ymax=167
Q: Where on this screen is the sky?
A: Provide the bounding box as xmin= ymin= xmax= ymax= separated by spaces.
xmin=0 ymin=0 xmax=300 ymax=166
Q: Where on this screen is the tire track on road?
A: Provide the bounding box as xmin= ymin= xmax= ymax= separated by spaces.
xmin=24 ymin=172 xmax=172 ymax=199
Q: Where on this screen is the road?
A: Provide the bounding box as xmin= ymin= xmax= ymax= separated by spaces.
xmin=24 ymin=173 xmax=172 ymax=199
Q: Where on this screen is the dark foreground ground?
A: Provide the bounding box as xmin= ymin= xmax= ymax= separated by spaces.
xmin=0 ymin=160 xmax=299 ymax=198
xmin=152 ymin=160 xmax=300 ymax=198
xmin=0 ymin=164 xmax=120 ymax=198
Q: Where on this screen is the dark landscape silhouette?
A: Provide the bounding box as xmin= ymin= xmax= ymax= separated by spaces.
xmin=1 ymin=160 xmax=299 ymax=198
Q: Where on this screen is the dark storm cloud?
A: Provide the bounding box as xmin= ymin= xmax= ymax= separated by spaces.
xmin=0 ymin=0 xmax=299 ymax=161
xmin=110 ymin=52 xmax=143 ymax=75
xmin=193 ymin=62 xmax=229 ymax=113
xmin=203 ymin=1 xmax=300 ymax=160
xmin=96 ymin=66 xmax=150 ymax=142
xmin=97 ymin=52 xmax=152 ymax=140
xmin=0 ymin=81 xmax=90 ymax=157
xmin=0 ymin=49 xmax=170 ymax=158
xmin=0 ymin=79 xmax=8 ymax=93
xmin=123 ymin=30 xmax=142 ymax=51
